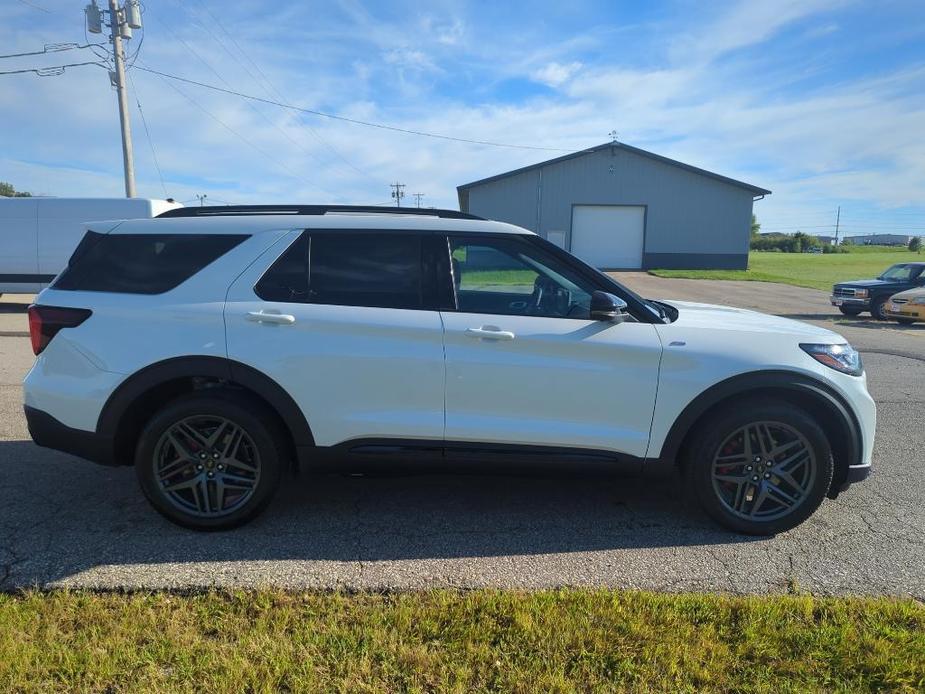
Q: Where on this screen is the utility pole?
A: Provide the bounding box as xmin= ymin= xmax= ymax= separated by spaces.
xmin=834 ymin=206 xmax=841 ymax=245
xmin=412 ymin=192 xmax=424 ymax=208
xmin=108 ymin=0 xmax=135 ymax=197
xmin=390 ymin=182 xmax=405 ymax=207
xmin=196 ymin=193 xmax=208 ymax=207
xmin=88 ymin=1 xmax=142 ymax=197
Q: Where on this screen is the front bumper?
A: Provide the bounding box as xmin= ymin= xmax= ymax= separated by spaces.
xmin=885 ymin=303 xmax=925 ymax=320
xmin=831 ymin=295 xmax=869 ymax=308
xmin=25 ymin=405 xmax=116 ymax=466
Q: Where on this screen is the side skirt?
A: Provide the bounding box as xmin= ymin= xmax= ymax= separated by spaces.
xmin=297 ymin=439 xmax=646 ymax=477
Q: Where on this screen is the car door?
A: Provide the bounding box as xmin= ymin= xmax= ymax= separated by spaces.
xmin=225 ymin=229 xmax=446 ymax=447
xmin=440 ymin=234 xmax=663 ymax=459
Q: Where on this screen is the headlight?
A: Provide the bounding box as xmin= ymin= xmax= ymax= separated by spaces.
xmin=853 ymin=289 xmax=869 ymax=298
xmin=800 ymin=343 xmax=863 ymax=376
xmin=911 ymin=297 xmax=925 ymax=305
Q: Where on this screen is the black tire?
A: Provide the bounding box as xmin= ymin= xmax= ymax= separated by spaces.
xmin=837 ymin=306 xmax=862 ymax=316
xmin=870 ymin=297 xmax=889 ymax=321
xmin=135 ymin=392 xmax=285 ymax=530
xmin=684 ymin=399 xmax=833 ymax=535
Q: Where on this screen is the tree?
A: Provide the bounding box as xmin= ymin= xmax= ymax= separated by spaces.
xmin=750 ymin=214 xmax=760 ymax=240
xmin=910 ymin=236 xmax=922 ymax=253
xmin=0 ymin=182 xmax=32 ymax=198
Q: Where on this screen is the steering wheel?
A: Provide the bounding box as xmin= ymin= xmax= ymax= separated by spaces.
xmin=527 ymin=276 xmax=569 ymax=316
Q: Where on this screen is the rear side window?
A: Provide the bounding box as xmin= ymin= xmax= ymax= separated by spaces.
xmin=255 ymin=232 xmax=424 ymax=310
xmin=53 ymin=233 xmax=247 ymax=294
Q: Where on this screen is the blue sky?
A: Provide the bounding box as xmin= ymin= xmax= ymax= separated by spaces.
xmin=1 ymin=0 xmax=924 ymax=237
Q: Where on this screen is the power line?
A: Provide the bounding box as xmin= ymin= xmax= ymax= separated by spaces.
xmin=141 ymin=13 xmax=340 ymax=186
xmin=16 ymin=0 xmax=51 ymax=12
xmin=146 ymin=66 xmax=337 ymax=196
xmin=0 ymin=42 xmax=105 ymax=60
xmin=0 ymin=61 xmax=105 ymax=76
xmin=133 ymin=65 xmax=573 ymax=152
xmin=128 ymin=72 xmax=168 ymax=198
xmin=187 ymin=2 xmax=383 ymax=185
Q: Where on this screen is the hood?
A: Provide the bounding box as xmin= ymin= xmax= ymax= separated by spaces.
xmin=834 ymin=278 xmax=898 ymax=288
xmin=659 ymin=300 xmax=843 ymax=341
xmin=891 ymin=287 xmax=925 ymax=300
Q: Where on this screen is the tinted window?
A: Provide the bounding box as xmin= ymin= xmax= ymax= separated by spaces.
xmin=309 ymin=233 xmax=423 ymax=309
xmin=256 ymin=232 xmax=425 ymax=309
xmin=254 ymin=234 xmax=309 ymax=302
xmin=450 ymin=236 xmax=594 ymax=318
xmin=53 ymin=233 xmax=247 ymax=294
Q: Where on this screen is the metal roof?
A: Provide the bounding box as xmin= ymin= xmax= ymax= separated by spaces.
xmin=457 ymin=141 xmax=772 ymax=197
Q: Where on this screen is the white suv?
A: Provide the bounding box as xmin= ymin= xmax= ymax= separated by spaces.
xmin=23 ymin=205 xmax=875 ymax=534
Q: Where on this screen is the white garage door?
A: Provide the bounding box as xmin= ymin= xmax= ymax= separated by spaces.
xmin=570 ymin=205 xmax=645 ymax=269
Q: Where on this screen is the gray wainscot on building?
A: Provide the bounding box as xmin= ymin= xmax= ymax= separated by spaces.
xmin=457 ymin=142 xmax=771 ymax=270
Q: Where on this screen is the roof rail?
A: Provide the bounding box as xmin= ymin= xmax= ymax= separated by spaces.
xmin=156 ymin=205 xmax=484 ymax=220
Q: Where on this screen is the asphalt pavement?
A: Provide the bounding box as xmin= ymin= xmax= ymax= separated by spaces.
xmin=0 ymin=278 xmax=922 ymax=594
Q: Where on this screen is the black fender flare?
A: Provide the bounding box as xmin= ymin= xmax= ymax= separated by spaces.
xmin=96 ymin=355 xmax=314 ymax=447
xmin=656 ymin=370 xmax=862 ymax=472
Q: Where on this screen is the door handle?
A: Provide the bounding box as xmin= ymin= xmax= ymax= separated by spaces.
xmin=466 ymin=326 xmax=515 ymax=341
xmin=246 ymin=310 xmax=296 ymax=325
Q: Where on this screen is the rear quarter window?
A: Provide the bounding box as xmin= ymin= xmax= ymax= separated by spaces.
xmin=53 ymin=233 xmax=248 ymax=294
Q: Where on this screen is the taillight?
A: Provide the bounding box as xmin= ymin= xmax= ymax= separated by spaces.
xmin=27 ymin=305 xmax=92 ymax=355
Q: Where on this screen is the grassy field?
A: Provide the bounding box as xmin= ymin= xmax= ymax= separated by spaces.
xmin=650 ymin=246 xmax=919 ymax=292
xmin=1 ymin=589 xmax=923 ymax=692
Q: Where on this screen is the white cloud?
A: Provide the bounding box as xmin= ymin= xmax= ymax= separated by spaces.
xmin=531 ymin=61 xmax=583 ymax=87
xmin=383 ymin=48 xmax=439 ymax=73
xmin=804 ymin=22 xmax=840 ymax=39
xmin=670 ymin=0 xmax=850 ymax=64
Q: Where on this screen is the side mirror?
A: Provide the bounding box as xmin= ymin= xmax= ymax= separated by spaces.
xmin=590 ymin=291 xmax=629 ymax=322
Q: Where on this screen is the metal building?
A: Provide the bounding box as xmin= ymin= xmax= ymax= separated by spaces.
xmin=845 ymin=233 xmax=917 ymax=247
xmin=457 ymin=142 xmax=771 ymax=270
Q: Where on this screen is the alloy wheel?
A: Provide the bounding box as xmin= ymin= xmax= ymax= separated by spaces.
xmin=711 ymin=421 xmax=817 ymax=522
xmin=152 ymin=415 xmax=261 ymax=518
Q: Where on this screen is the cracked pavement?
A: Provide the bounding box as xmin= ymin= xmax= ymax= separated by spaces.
xmin=0 ymin=277 xmax=923 ymax=594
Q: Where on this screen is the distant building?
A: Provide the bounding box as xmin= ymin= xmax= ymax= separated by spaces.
xmin=846 ymin=233 xmax=917 ymax=246
xmin=457 ymin=142 xmax=770 ymax=270
xmin=816 ymin=235 xmax=838 ymax=246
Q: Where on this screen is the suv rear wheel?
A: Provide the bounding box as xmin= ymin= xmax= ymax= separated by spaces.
xmin=686 ymin=400 xmax=833 ymax=535
xmin=135 ymin=392 xmax=284 ymax=530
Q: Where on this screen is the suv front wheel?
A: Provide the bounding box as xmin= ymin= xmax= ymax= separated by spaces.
xmin=686 ymin=400 xmax=833 ymax=535
xmin=135 ymin=393 xmax=284 ymax=530
xmin=870 ymin=297 xmax=889 ymax=321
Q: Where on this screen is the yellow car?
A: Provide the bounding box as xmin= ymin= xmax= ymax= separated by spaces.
xmin=886 ymin=287 xmax=925 ymax=324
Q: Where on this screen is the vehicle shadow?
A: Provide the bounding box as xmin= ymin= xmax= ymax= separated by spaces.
xmin=0 ymin=440 xmax=760 ymax=588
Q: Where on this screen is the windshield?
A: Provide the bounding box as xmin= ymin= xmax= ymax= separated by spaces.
xmin=879 ymin=264 xmax=921 ymax=281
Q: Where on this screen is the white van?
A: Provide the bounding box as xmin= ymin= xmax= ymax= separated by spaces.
xmin=0 ymin=197 xmax=182 ymax=294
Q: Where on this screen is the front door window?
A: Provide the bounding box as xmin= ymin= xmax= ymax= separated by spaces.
xmin=450 ymin=237 xmax=593 ymax=319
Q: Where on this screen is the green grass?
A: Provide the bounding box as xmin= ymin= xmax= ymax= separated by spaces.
xmin=460 ymin=269 xmax=536 ymax=289
xmin=650 ymin=246 xmax=919 ymax=291
xmin=1 ymin=589 xmax=923 ymax=692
